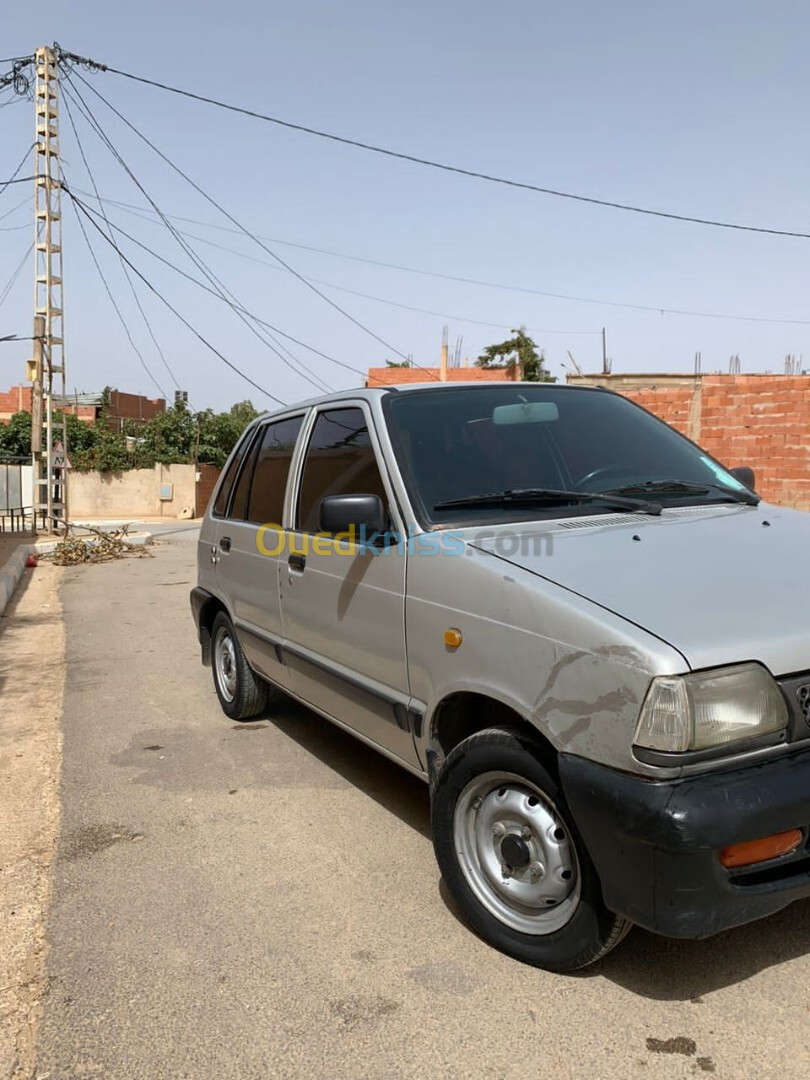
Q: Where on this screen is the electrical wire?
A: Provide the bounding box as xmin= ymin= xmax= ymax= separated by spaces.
xmin=76 ymin=199 xmax=596 ymax=334
xmin=59 ymin=49 xmax=810 ymax=243
xmin=0 ymin=144 xmax=33 ymax=196
xmin=66 ymin=189 xmax=370 ymax=378
xmin=68 ymin=195 xmax=170 ymax=400
xmin=64 ymin=80 xmax=331 ymax=395
xmin=69 ymin=68 xmax=427 ymax=372
xmin=0 ymin=196 xmax=28 ymax=222
xmin=69 ymin=194 xmax=285 ymax=404
xmin=63 ymin=78 xmax=332 ymax=395
xmin=0 ymin=241 xmax=33 ymax=310
xmin=70 ymin=186 xmax=810 ymax=330
xmin=62 ymin=89 xmax=184 ymax=393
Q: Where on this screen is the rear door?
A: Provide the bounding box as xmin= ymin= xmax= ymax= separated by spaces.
xmin=212 ymin=414 xmax=305 ymax=691
xmin=279 ymin=404 xmax=420 ymax=769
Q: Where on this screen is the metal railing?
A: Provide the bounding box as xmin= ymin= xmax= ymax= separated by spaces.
xmin=0 ymin=460 xmax=41 ymax=533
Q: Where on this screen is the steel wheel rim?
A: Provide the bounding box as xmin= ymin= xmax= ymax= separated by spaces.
xmin=453 ymin=771 xmax=581 ymax=936
xmin=214 ymin=627 xmax=238 ymax=703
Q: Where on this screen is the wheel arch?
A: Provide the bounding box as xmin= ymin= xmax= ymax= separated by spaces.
xmin=426 ymin=691 xmax=560 ymax=786
xmin=194 ymin=590 xmax=229 ymax=667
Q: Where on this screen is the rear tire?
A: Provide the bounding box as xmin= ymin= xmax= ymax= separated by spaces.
xmin=211 ymin=611 xmax=268 ymax=721
xmin=431 ymin=727 xmax=630 ymax=971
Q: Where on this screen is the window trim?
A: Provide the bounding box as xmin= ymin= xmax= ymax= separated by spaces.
xmin=244 ymin=412 xmax=306 ymax=527
xmin=289 ymin=401 xmax=400 ymax=536
xmin=210 ymin=422 xmax=263 ymax=520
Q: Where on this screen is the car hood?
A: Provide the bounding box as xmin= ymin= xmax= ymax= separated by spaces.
xmin=467 ymin=503 xmax=810 ymax=675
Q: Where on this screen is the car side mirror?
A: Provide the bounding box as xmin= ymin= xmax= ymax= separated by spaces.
xmin=319 ymin=494 xmax=387 ymax=535
xmin=729 ymin=465 xmax=756 ymax=491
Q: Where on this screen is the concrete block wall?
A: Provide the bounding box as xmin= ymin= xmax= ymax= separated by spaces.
xmin=68 ymin=464 xmax=198 ymax=519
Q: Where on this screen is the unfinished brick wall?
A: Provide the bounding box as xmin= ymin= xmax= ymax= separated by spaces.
xmin=0 ymin=385 xmax=32 ymax=423
xmin=616 ymin=375 xmax=810 ymax=511
xmin=366 ymin=366 xmax=519 ymax=387
xmin=368 ymin=368 xmax=809 ymax=510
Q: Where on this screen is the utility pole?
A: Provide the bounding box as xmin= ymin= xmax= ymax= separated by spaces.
xmin=29 ymin=45 xmax=67 ymax=533
xmin=601 ymin=327 xmax=608 ymax=375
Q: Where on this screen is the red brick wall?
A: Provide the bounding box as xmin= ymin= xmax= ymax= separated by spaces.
xmin=617 ymin=375 xmax=810 ymax=511
xmin=366 ymin=366 xmax=519 ymax=387
xmin=0 ymin=385 xmax=32 ymax=422
xmin=367 ymin=370 xmax=810 ymax=511
xmin=107 ymin=390 xmax=165 ymax=423
xmin=0 ymin=386 xmax=165 ymax=428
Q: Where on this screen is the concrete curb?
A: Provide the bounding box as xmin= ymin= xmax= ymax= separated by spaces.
xmin=0 ymin=532 xmax=152 ymax=619
xmin=0 ymin=544 xmax=34 ymax=618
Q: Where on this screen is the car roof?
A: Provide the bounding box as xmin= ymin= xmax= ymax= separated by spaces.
xmin=254 ymin=380 xmax=599 ymax=422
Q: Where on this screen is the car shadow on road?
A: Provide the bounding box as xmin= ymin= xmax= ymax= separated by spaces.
xmin=258 ymin=700 xmax=810 ymax=998
xmin=588 ymin=898 xmax=810 ymax=999
xmin=263 ymin=699 xmax=432 ymax=841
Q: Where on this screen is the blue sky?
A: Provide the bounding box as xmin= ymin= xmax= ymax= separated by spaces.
xmin=2 ymin=1 xmax=810 ymax=410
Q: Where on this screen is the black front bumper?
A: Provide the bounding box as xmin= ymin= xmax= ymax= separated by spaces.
xmin=559 ymin=747 xmax=810 ymax=939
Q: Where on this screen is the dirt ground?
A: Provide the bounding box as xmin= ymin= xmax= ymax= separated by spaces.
xmin=0 ymin=562 xmax=64 ymax=1079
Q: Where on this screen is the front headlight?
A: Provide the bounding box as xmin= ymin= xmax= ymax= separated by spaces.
xmin=634 ymin=663 xmax=788 ymax=753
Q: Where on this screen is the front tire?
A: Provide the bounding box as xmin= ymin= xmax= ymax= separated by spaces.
xmin=211 ymin=611 xmax=268 ymax=721
xmin=431 ymin=727 xmax=630 ymax=971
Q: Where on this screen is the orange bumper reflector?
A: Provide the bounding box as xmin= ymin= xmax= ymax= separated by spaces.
xmin=444 ymin=628 xmax=463 ymax=649
xmin=720 ymin=829 xmax=803 ymax=869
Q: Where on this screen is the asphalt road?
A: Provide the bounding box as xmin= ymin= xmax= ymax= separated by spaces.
xmin=34 ymin=525 xmax=810 ymax=1079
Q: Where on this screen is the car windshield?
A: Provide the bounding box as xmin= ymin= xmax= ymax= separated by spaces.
xmin=384 ymin=385 xmax=755 ymax=526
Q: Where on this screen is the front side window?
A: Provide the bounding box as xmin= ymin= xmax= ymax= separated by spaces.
xmin=245 ymin=416 xmax=304 ymax=525
xmin=297 ymin=408 xmax=387 ymax=533
xmin=384 ymin=386 xmax=752 ymax=525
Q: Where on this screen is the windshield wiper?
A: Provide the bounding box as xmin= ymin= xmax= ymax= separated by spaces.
xmin=602 ymin=478 xmax=759 ymax=506
xmin=434 ymin=487 xmax=662 ymax=515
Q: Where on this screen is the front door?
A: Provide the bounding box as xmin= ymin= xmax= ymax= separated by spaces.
xmin=279 ymin=405 xmax=420 ymax=769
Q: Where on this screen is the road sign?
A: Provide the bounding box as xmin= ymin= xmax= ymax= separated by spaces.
xmin=51 ymin=440 xmax=72 ymax=470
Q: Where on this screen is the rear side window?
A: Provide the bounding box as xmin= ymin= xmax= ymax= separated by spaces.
xmin=213 ymin=427 xmax=257 ymax=517
xmin=297 ymin=408 xmax=387 ymax=533
xmin=246 ymin=416 xmax=304 ymax=525
xmin=228 ymin=429 xmax=263 ymax=521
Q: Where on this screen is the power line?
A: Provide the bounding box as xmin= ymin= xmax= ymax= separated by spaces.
xmin=68 ymin=195 xmax=170 ymax=400
xmin=59 ymin=48 xmax=810 ymax=243
xmin=63 ymin=81 xmax=331 ymax=396
xmin=0 ymin=241 xmax=33 ymax=310
xmin=63 ymin=78 xmax=332 ymax=396
xmin=0 ymin=144 xmax=34 ymax=196
xmin=0 ymin=196 xmax=28 ymax=222
xmin=81 ymin=196 xmax=604 ymax=332
xmin=69 ymin=194 xmax=285 ymax=404
xmin=69 ymin=67 xmax=426 ymax=371
xmin=70 ymin=186 xmax=810 ymax=330
xmin=62 ymin=88 xmax=184 ymax=393
xmin=67 ymin=189 xmax=370 ymax=379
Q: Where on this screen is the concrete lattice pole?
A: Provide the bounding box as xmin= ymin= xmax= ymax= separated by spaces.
xmin=31 ymin=45 xmax=68 ymax=533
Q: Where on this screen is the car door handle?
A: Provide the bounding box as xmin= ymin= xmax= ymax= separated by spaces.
xmin=219 ymin=536 xmax=232 ymax=553
xmin=288 ymin=553 xmax=306 ymax=572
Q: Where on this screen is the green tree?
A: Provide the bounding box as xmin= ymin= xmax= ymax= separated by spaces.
xmin=476 ymin=327 xmax=555 ymax=382
xmin=131 ymin=401 xmax=197 ymax=465
xmin=0 ymin=412 xmax=32 ymax=457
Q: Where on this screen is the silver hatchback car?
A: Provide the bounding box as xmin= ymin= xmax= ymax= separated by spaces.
xmin=192 ymin=382 xmax=810 ymax=971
